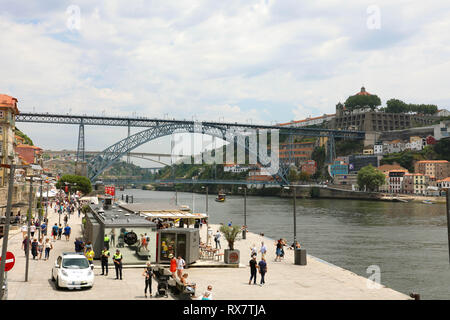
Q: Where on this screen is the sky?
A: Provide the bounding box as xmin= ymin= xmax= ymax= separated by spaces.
xmin=1 ymin=0 xmax=450 ymax=166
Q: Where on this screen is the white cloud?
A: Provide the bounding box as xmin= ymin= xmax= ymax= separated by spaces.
xmin=1 ymin=0 xmax=450 ymax=154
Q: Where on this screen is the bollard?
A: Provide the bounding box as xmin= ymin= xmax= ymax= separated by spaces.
xmin=242 ymin=230 xmax=246 ymax=239
xmin=294 ymin=248 xmax=307 ymax=265
xmin=126 ymin=195 xmax=129 ymax=203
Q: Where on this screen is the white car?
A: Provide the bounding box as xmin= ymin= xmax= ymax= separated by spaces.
xmin=51 ymin=252 xmax=94 ymax=290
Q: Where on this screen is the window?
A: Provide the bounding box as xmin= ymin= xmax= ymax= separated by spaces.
xmin=0 ymin=111 xmax=4 ymax=119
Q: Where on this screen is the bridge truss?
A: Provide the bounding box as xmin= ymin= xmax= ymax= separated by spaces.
xmin=16 ymin=113 xmax=365 ymax=185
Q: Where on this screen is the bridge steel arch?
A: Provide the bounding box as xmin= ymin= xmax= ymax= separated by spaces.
xmin=88 ymin=122 xmax=287 ymax=185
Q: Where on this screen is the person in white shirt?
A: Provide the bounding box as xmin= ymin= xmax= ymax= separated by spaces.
xmin=202 ymin=285 xmax=213 ymax=300
xmin=260 ymin=242 xmax=267 ymax=258
xmin=21 ymin=224 xmax=28 ymax=239
xmin=30 ymin=225 xmax=36 ymax=238
xmin=250 ymin=244 xmax=257 ymax=258
xmin=176 ymin=256 xmax=186 ymax=279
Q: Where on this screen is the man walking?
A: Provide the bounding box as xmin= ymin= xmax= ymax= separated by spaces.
xmin=113 ymin=249 xmax=123 ymax=280
xmin=260 ymin=241 xmax=267 ymax=259
xmin=249 ymin=255 xmax=258 ymax=285
xmin=214 ymin=230 xmax=221 ymax=249
xmin=104 ymin=234 xmax=110 ymax=250
xmin=64 ymin=224 xmax=71 ymax=241
xmin=101 ymin=247 xmax=110 ymax=276
xmin=258 ymin=257 xmax=267 ymax=286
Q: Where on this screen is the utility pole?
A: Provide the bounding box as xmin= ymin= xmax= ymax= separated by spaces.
xmin=0 ymin=162 xmax=17 ymax=300
xmin=293 ymin=186 xmax=297 ymax=245
xmin=25 ymin=177 xmax=34 ymax=282
xmin=38 ymin=178 xmax=43 ymax=240
xmin=446 ymin=189 xmax=450 ymax=264
xmin=243 ymin=186 xmax=247 ymax=239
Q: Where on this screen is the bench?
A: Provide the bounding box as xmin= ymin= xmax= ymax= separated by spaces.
xmin=175 ymin=278 xmax=195 ymax=300
xmin=214 ymin=253 xmax=224 ymax=261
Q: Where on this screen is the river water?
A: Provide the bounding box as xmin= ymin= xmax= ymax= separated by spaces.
xmin=118 ymin=189 xmax=449 ymax=299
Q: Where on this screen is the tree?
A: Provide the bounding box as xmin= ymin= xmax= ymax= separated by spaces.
xmin=298 ymin=171 xmax=310 ymax=182
xmin=56 ymin=174 xmax=92 ymax=195
xmin=357 ymin=165 xmax=386 ymax=192
xmin=344 ymin=94 xmax=381 ymax=111
xmin=219 ymin=225 xmax=241 ymax=250
xmin=311 ymin=146 xmax=326 ymax=171
xmin=434 ymin=138 xmax=450 ymax=161
xmin=288 ymin=168 xmax=298 ymax=183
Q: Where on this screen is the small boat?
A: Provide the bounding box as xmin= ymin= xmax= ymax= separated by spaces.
xmin=215 ymin=193 xmax=226 ymax=202
xmin=422 ymin=199 xmax=434 ymax=204
xmin=180 ymin=205 xmax=190 ymax=211
xmin=392 ymin=197 xmax=408 ymax=203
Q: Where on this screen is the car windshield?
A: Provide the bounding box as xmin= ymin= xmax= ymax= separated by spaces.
xmin=62 ymin=258 xmax=90 ymax=269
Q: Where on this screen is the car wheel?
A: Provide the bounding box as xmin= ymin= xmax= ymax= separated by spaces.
xmin=55 ymin=277 xmax=61 ymax=289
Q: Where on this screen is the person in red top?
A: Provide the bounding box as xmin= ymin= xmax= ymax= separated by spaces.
xmin=169 ymin=254 xmax=177 ymax=278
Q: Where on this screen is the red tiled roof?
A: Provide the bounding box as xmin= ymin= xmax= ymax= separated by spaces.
xmin=0 ymin=94 xmax=20 ymax=114
xmin=356 ymin=87 xmax=371 ymax=96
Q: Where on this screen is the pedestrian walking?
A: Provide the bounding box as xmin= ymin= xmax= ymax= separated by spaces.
xmin=250 ymin=244 xmax=257 ymax=258
xmin=144 ymin=233 xmax=149 ymax=250
xmin=176 ymin=255 xmax=186 ymax=279
xmin=63 ymin=214 xmax=68 ymax=226
xmin=143 ymin=261 xmax=154 ymax=298
xmin=214 ymin=230 xmax=221 ymax=249
xmin=38 ymin=237 xmax=44 ymax=260
xmin=74 ymin=238 xmax=84 ymax=253
xmin=21 ymin=224 xmax=28 ymax=239
xmin=275 ymin=239 xmax=283 ymax=262
xmin=249 ymin=255 xmax=258 ymax=285
xmin=259 ymin=241 xmax=267 ymax=259
xmin=169 ymin=254 xmax=177 ymax=278
xmin=85 ymin=247 xmax=95 ymax=266
xmin=44 ymin=238 xmax=53 ymax=260
xmin=57 ymin=224 xmax=63 ymax=240
xmin=51 ymin=223 xmax=58 ymax=241
xmin=100 ymin=247 xmax=110 ymax=276
xmin=64 ymin=224 xmax=71 ymax=241
xmin=31 ymin=238 xmax=39 ymax=260
xmin=110 ymin=228 xmax=116 ymax=248
xmin=30 ymin=224 xmax=36 ymax=238
xmin=77 ymin=207 xmax=81 ymax=218
xmin=22 ymin=236 xmax=30 ymax=256
xmin=258 ymin=257 xmax=267 ymax=285
xmin=113 ymin=249 xmax=123 ymax=280
xmin=41 ymin=221 xmax=47 ymax=236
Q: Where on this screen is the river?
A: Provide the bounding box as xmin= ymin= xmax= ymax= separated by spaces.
xmin=118 ymin=189 xmax=449 ymax=299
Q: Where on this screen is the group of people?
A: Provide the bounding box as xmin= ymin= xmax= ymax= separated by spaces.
xmin=249 ymin=242 xmax=269 ymax=286
xmin=22 ymin=236 xmax=54 ymax=260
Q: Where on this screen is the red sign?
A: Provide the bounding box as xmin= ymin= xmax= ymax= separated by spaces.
xmin=0 ymin=251 xmax=15 ymax=272
xmin=105 ymin=186 xmax=115 ymax=196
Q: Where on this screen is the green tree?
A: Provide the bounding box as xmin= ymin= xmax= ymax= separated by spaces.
xmin=288 ymin=168 xmax=298 ymax=183
xmin=311 ymin=146 xmax=326 ymax=170
xmin=56 ymin=174 xmax=92 ymax=195
xmin=344 ymin=94 xmax=381 ymax=111
xmin=357 ymin=165 xmax=386 ymax=192
xmin=434 ymin=137 xmax=450 ymax=161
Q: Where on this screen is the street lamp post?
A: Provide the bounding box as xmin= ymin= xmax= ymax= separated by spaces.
xmin=38 ymin=178 xmax=43 ymax=240
xmin=238 ymin=186 xmax=247 ymax=239
xmin=202 ymin=186 xmax=209 ymax=245
xmin=25 ymin=176 xmax=35 ymax=282
xmin=284 ymin=185 xmax=297 ymax=245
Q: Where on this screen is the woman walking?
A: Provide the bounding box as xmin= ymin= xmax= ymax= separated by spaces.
xmin=38 ymin=238 xmax=44 ymax=260
xmin=275 ymin=239 xmax=282 ymax=262
xmin=31 ymin=238 xmax=39 ymax=260
xmin=142 ymin=262 xmax=154 ymax=298
xmin=44 ymin=238 xmax=53 ymax=260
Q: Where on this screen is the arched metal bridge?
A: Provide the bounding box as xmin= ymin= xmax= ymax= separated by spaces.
xmin=16 ymin=113 xmax=366 ymax=186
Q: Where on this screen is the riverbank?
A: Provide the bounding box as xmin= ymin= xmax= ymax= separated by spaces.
xmin=147 ymin=184 xmax=448 ymax=204
xmin=184 ymin=223 xmax=411 ymax=300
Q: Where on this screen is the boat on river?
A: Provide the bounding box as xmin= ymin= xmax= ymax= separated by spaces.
xmin=422 ymin=199 xmax=434 ymax=204
xmin=215 ymin=193 xmax=226 ymax=202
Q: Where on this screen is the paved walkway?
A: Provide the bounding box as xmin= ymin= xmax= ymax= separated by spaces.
xmin=2 ymin=206 xmax=410 ymax=300
xmin=186 ymin=224 xmax=410 ymax=300
xmin=2 ymin=205 xmax=170 ymax=300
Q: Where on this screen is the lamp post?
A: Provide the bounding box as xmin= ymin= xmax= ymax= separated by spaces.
xmin=38 ymin=178 xmax=43 ymax=240
xmin=0 ymin=160 xmax=29 ymax=299
xmin=284 ymin=185 xmax=297 ymax=245
xmin=238 ymin=186 xmax=247 ymax=239
xmin=201 ymin=186 xmax=209 ymax=244
xmin=25 ymin=175 xmax=39 ymax=282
